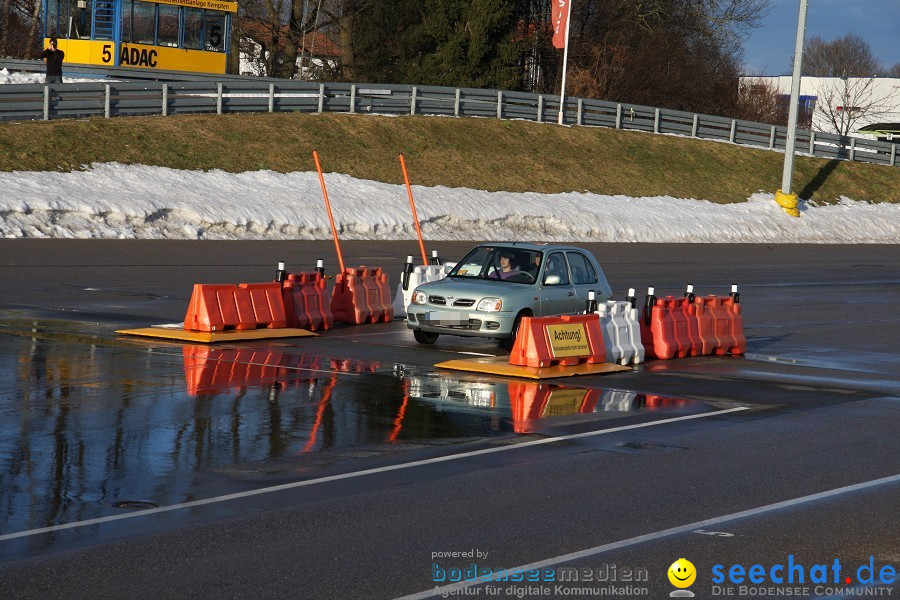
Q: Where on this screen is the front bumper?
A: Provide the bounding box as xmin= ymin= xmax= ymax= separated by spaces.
xmin=406 ymin=306 xmax=516 ymax=338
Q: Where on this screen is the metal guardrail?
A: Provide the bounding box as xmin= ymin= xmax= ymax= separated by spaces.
xmin=0 ymin=58 xmax=273 ymax=82
xmin=0 ymin=69 xmax=896 ymax=168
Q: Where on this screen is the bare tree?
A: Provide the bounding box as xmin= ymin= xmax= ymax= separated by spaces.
xmin=813 ymin=77 xmax=898 ymax=136
xmin=237 ymin=0 xmax=349 ymax=79
xmin=683 ymin=0 xmax=770 ymax=52
xmin=560 ymin=0 xmax=768 ymax=113
xmin=884 ymin=63 xmax=900 ymax=78
xmin=802 ymin=34 xmax=880 ymax=77
xmin=735 ymin=76 xmax=780 ymax=123
xmin=22 ymin=0 xmax=41 ymax=57
xmin=1 ymin=0 xmax=42 ymax=58
xmin=0 ymin=0 xmax=11 ymax=56
xmin=317 ymin=0 xmax=355 ymax=79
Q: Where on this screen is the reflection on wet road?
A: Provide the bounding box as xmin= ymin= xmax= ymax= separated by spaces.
xmin=0 ymin=317 xmax=696 ymax=545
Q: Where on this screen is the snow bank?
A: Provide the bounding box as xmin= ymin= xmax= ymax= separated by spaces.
xmin=1 ymin=163 xmax=897 ymax=242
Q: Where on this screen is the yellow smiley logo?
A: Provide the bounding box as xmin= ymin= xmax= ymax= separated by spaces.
xmin=668 ymin=558 xmax=697 ymax=588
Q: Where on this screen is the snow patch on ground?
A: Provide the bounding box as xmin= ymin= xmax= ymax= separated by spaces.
xmin=1 ymin=163 xmax=897 ymax=242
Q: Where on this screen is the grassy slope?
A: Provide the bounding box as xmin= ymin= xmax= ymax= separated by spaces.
xmin=0 ymin=112 xmax=897 ymax=204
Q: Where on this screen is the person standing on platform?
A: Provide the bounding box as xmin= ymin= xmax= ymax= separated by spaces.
xmin=39 ymin=38 xmax=65 ymax=84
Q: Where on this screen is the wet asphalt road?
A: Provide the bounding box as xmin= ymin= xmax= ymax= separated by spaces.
xmin=0 ymin=240 xmax=898 ymax=600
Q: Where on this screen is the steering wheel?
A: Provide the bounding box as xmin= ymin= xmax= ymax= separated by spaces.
xmin=508 ymin=271 xmax=535 ymax=283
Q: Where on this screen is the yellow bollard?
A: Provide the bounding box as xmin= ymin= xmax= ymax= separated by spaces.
xmin=775 ymin=190 xmax=800 ymax=217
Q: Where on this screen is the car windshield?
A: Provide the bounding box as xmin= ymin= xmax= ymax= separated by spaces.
xmin=447 ymin=246 xmax=543 ymax=284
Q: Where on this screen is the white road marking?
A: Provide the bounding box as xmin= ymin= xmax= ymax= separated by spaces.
xmin=394 ymin=473 xmax=900 ymax=600
xmin=692 ymin=529 xmax=734 ymax=537
xmin=0 ymin=407 xmax=747 ymax=542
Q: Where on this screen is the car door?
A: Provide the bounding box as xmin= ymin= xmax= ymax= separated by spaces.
xmin=566 ymin=251 xmax=604 ymax=307
xmin=538 ymin=252 xmax=576 ymax=315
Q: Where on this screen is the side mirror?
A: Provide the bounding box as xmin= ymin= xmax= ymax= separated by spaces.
xmin=543 ymin=274 xmax=561 ymax=286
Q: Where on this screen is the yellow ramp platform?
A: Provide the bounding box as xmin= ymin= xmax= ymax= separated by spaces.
xmin=435 ymin=356 xmax=631 ymax=380
xmin=117 ymin=324 xmax=317 ymax=344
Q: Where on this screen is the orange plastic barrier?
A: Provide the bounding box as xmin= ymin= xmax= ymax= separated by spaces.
xmin=279 ymin=353 xmax=323 ymax=387
xmin=641 ymin=294 xmax=746 ymax=359
xmin=330 ymin=358 xmax=379 ymax=373
xmin=698 ymin=296 xmax=735 ymax=355
xmin=508 ymin=382 xmax=600 ymax=433
xmin=359 ymin=267 xmax=384 ymax=322
xmin=675 ymin=297 xmax=702 ymax=357
xmin=640 ymin=300 xmax=677 ymax=360
xmin=692 ymin=295 xmax=746 ymax=356
xmin=183 ymin=283 xmax=256 ymax=332
xmin=367 ymin=266 xmax=394 ymax=322
xmin=183 ymin=346 xmax=286 ymax=396
xmin=183 ymin=348 xmax=344 ymax=396
xmin=184 ymin=282 xmax=291 ymax=333
xmin=283 ymin=271 xmax=333 ymax=331
xmin=184 ymin=345 xmax=223 ymax=394
xmin=331 ymin=267 xmax=372 ymax=325
xmin=722 ymin=297 xmax=746 ymax=355
xmin=282 ymin=273 xmax=309 ymax=329
xmin=642 ymin=394 xmax=691 ymax=409
xmin=239 ymin=282 xmax=288 ymax=329
xmin=509 ymin=314 xmax=606 ymax=368
xmin=693 ymin=299 xmax=717 ymax=355
xmin=508 ymin=381 xmax=544 ymax=432
xmin=665 ymin=296 xmax=691 ymax=358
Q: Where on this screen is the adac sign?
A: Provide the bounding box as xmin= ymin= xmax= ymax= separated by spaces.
xmin=119 ymin=45 xmax=159 ymax=68
xmin=103 ymin=43 xmax=227 ymax=73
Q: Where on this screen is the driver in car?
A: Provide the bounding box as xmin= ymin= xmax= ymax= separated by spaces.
xmin=490 ymin=251 xmax=519 ymax=280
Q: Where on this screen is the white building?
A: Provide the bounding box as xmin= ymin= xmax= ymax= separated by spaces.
xmin=741 ymin=76 xmax=900 ymax=140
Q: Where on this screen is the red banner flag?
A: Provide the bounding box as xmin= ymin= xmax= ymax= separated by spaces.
xmin=552 ymin=0 xmax=570 ymax=49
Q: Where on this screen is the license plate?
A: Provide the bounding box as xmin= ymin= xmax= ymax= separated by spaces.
xmin=427 ymin=311 xmax=467 ymax=325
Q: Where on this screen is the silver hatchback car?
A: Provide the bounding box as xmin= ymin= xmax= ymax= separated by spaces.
xmin=406 ymin=243 xmax=612 ymax=348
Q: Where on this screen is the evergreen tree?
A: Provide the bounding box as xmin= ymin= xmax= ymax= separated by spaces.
xmin=419 ymin=0 xmax=524 ymax=89
xmin=348 ymin=0 xmax=427 ymax=83
xmin=348 ymin=0 xmax=528 ymax=90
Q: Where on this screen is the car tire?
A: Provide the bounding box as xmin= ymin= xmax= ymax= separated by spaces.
xmin=503 ymin=311 xmax=528 ymax=351
xmin=414 ymin=330 xmax=439 ymax=344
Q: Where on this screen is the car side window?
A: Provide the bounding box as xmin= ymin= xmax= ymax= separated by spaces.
xmin=566 ymin=252 xmax=598 ymax=284
xmin=543 ymin=252 xmax=570 ymax=286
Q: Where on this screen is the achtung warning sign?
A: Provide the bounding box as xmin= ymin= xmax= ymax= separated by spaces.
xmin=541 ymin=388 xmax=589 ymax=416
xmin=545 ymin=323 xmax=590 ymax=358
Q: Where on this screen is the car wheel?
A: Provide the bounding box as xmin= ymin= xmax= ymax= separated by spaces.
xmin=414 ymin=330 xmax=439 ymax=344
xmin=503 ymin=311 xmax=528 ymax=351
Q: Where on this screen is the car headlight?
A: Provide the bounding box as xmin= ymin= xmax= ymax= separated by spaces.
xmin=412 ymin=290 xmax=427 ymax=305
xmin=477 ymin=297 xmax=502 ymax=312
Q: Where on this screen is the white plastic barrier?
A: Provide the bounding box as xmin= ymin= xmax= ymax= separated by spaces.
xmin=594 ymin=300 xmax=645 ymax=365
xmin=596 ymin=389 xmax=637 ymax=412
xmin=392 ymin=262 xmax=457 ymax=318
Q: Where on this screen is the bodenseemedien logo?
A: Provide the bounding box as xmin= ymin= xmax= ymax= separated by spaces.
xmin=668 ymin=558 xmax=697 ymax=597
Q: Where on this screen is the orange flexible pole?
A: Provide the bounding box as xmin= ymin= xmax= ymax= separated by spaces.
xmin=399 ymin=153 xmax=428 ymax=266
xmin=387 ymin=378 xmax=410 ymax=443
xmin=302 ymin=375 xmax=338 ymax=453
xmin=313 ymin=150 xmax=346 ymax=274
